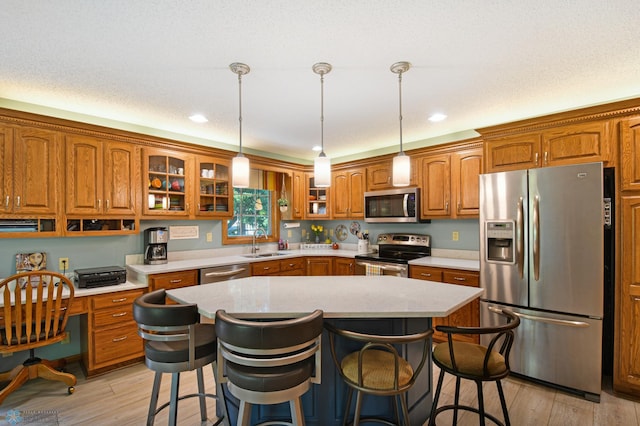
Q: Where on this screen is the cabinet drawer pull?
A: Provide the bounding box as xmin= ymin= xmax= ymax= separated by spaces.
xmin=111 ymin=312 xmax=128 ymax=318
xmin=169 ymin=279 xmax=182 ymax=284
xmin=288 ymin=263 xmax=295 ymax=267
xmin=421 ymin=273 xmax=432 ymax=277
xmin=112 ymin=297 xmax=127 ymax=303
xmin=112 ymin=336 xmax=128 ymax=342
xmin=263 ymin=267 xmax=270 ymax=270
xmin=453 ymin=277 xmax=466 ymax=281
xmin=634 ymin=297 xmax=640 ymax=301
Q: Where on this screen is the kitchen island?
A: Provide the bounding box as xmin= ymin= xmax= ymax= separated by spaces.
xmin=167 ymin=275 xmax=483 ymax=425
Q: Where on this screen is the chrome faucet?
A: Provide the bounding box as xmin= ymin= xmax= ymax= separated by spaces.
xmin=252 ymin=228 xmax=268 ymax=254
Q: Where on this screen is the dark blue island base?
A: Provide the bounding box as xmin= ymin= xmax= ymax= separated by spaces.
xmin=220 ymin=317 xmax=433 ymax=425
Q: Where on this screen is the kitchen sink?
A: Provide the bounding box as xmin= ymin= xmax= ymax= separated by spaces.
xmin=242 ymin=253 xmax=287 ymax=258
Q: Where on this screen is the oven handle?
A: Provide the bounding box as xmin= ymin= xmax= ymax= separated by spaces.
xmin=355 ymin=261 xmax=406 ymax=272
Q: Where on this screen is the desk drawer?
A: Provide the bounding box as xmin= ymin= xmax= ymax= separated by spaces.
xmin=91 ymin=289 xmax=143 ymax=310
xmin=92 ymin=305 xmax=135 ymax=328
xmin=93 ymin=325 xmax=142 ymax=366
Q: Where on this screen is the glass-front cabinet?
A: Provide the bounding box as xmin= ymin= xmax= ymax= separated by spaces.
xmin=143 ymin=148 xmax=192 ymax=217
xmin=195 ymin=155 xmax=231 ymax=217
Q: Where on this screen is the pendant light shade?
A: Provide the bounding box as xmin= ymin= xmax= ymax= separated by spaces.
xmin=230 ymin=62 xmax=251 ymax=188
xmin=391 ymin=61 xmax=411 ymax=187
xmin=312 ymin=62 xmax=332 ymax=187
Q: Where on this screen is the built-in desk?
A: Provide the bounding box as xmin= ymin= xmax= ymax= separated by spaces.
xmin=167 ymin=275 xmax=482 ymax=425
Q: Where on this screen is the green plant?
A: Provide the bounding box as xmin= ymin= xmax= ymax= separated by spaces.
xmin=277 ymin=198 xmax=288 ymax=206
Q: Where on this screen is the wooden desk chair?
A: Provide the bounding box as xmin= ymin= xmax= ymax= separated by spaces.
xmin=0 ymin=270 xmax=77 ymax=405
xmin=324 ymin=321 xmax=433 ymax=426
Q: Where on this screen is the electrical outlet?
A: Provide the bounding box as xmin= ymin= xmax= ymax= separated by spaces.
xmin=452 ymin=231 xmax=459 ymax=241
xmin=58 ymin=257 xmax=69 ymax=271
xmin=206 ymin=232 xmax=212 ymax=242
xmin=287 ymin=230 xmax=292 ymax=238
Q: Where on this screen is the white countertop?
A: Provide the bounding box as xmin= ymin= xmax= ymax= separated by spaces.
xmin=409 ymin=256 xmax=479 ymax=271
xmin=167 ymin=275 xmax=483 ymax=319
xmin=127 ymin=249 xmax=359 ymax=275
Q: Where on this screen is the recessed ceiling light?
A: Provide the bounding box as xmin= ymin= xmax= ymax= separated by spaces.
xmin=312 ymin=145 xmax=322 ymax=152
xmin=189 ymin=114 xmax=208 ymax=123
xmin=428 ymin=113 xmax=447 ymax=122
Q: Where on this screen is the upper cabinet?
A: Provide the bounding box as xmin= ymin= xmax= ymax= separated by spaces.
xmin=291 ymin=171 xmax=305 ymax=219
xmin=332 ymin=168 xmax=365 ymax=219
xmin=2 ymin=125 xmax=61 ymax=216
xmin=419 ymin=145 xmax=482 ymax=219
xmin=621 ymin=115 xmax=640 ymax=192
xmin=65 ymin=134 xmax=138 ymax=216
xmin=305 ymin=173 xmax=330 ymax=219
xmin=366 ymin=159 xmax=418 ymax=191
xmin=143 ymin=148 xmax=193 ymax=217
xmin=194 ymin=155 xmax=231 ymax=217
xmin=483 ymin=120 xmax=613 ymax=173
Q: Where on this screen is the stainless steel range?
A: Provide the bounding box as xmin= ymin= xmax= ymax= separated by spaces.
xmin=354 ymin=233 xmax=431 ymax=277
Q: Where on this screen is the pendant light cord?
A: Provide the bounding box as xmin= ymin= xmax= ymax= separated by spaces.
xmin=398 ymin=71 xmax=404 ymax=155
xmin=320 ymin=72 xmax=325 ymax=156
xmin=237 ymin=72 xmax=243 ymax=155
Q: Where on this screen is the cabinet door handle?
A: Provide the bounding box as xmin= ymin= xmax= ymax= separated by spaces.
xmin=453 ymin=276 xmax=467 ymax=281
xmin=445 ymin=201 xmax=449 ymax=214
xmin=544 ymin=151 xmax=548 ymax=165
xmin=4 ymin=195 xmax=9 ymax=209
xmin=170 ymin=279 xmax=182 ymax=284
xmin=111 ymin=312 xmax=128 ymax=318
xmin=457 ymin=202 xmax=461 ymax=213
xmin=112 ymin=336 xmax=128 ymax=342
xmin=98 ymin=199 xmax=102 ymax=209
xmin=263 ymin=267 xmax=271 ymax=270
xmin=421 ymin=273 xmax=432 ymax=277
xmin=106 ymin=199 xmax=110 ymax=210
xmin=112 ymin=297 xmax=127 ymax=303
xmin=16 ymin=196 xmax=20 ymax=208
xmin=535 ymin=152 xmax=539 ymax=166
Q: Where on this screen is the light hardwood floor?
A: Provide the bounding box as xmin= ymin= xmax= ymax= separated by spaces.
xmin=0 ymin=360 xmax=639 ymax=425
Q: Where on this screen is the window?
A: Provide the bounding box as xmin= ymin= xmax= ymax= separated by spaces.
xmin=226 ymin=188 xmax=272 ymax=238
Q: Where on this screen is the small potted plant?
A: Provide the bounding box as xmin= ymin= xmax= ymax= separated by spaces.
xmin=277 ymin=198 xmax=289 ymax=212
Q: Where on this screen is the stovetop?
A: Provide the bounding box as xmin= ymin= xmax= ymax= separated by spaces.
xmin=355 ymin=233 xmax=431 ymax=264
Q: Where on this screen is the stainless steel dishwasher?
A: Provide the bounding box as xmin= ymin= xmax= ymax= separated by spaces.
xmin=200 ymin=263 xmax=250 ymax=284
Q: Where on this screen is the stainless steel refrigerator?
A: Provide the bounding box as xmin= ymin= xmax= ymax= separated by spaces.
xmin=479 ymin=162 xmax=611 ymax=402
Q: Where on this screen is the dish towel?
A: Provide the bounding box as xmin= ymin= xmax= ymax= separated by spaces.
xmin=366 ymin=264 xmax=382 ymax=276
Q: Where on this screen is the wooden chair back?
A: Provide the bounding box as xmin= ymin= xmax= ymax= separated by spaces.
xmin=0 ymin=271 xmax=75 ymax=353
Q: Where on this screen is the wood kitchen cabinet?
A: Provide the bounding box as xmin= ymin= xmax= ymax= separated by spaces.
xmin=616 ymin=196 xmax=640 ymax=394
xmin=409 ymin=265 xmax=479 ymax=343
xmin=194 ymin=155 xmax=231 ymax=217
xmin=334 ymin=257 xmax=355 ymax=275
xmin=143 ymin=147 xmax=193 ymax=217
xmin=148 ymin=269 xmax=198 ymax=291
xmin=291 ymin=171 xmax=305 ymax=219
xmin=64 ymin=134 xmax=139 ymax=235
xmin=80 ymin=288 xmax=144 ymax=377
xmin=305 ymin=174 xmax=330 ymax=219
xmin=620 ymin=116 xmax=640 ymax=192
xmin=1 ymin=125 xmax=61 ymax=216
xmin=332 ymin=168 xmax=365 ymax=219
xmin=366 ymin=159 xmax=419 ymax=191
xmin=306 ymin=257 xmax=333 ymax=275
xmin=419 ymin=145 xmax=482 ymax=219
xmin=250 ymin=257 xmax=306 ymax=276
xmin=483 ymin=120 xmax=613 ymax=173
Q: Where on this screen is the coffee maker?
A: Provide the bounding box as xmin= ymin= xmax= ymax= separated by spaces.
xmin=144 ymin=227 xmax=168 ymax=264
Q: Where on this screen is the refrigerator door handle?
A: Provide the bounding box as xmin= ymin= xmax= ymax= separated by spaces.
xmin=533 ymin=195 xmax=540 ymax=281
xmin=488 ymin=305 xmax=590 ymax=328
xmin=517 ymin=197 xmax=525 ymax=279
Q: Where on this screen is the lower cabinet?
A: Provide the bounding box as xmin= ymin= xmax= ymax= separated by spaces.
xmin=251 ymin=258 xmax=306 ymax=276
xmin=334 ymin=258 xmax=355 ymax=275
xmin=81 ymin=288 xmax=144 ymax=377
xmin=409 ymin=265 xmax=479 ymax=343
xmin=306 ymin=257 xmax=334 ymax=276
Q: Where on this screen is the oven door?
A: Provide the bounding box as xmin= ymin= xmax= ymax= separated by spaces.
xmin=354 ymin=259 xmax=408 ymax=277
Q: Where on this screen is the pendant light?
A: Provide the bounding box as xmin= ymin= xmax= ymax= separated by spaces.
xmin=230 ymin=62 xmax=251 ymax=188
xmin=391 ymin=61 xmax=411 ymax=187
xmin=312 ymin=62 xmax=332 ymax=187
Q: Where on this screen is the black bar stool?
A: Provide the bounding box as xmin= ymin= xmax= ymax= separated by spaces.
xmin=429 ymin=308 xmax=520 ymax=426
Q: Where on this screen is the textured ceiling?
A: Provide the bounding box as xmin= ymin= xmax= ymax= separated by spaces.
xmin=1 ymin=1 xmax=639 ymax=163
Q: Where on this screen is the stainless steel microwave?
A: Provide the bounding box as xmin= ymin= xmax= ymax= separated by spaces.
xmin=364 ymin=188 xmax=422 ymax=223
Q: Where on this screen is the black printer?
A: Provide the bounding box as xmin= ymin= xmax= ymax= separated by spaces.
xmin=74 ymin=266 xmax=126 ymax=288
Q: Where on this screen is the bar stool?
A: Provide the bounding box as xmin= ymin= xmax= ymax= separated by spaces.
xmin=324 ymin=321 xmax=433 ymax=426
xmin=133 ymin=289 xmax=226 ymax=426
xmin=429 ymin=308 xmax=520 ymax=426
xmin=215 ymin=309 xmax=324 ymax=426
